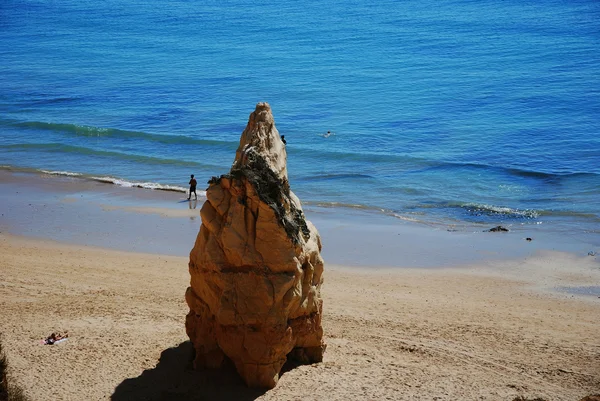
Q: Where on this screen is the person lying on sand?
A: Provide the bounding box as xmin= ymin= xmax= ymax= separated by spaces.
xmin=42 ymin=331 xmax=68 ymax=345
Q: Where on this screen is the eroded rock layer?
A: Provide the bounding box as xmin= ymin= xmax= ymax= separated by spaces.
xmin=185 ymin=102 xmax=325 ymax=388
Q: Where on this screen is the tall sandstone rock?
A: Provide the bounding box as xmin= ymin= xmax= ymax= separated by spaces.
xmin=185 ymin=102 xmax=326 ymax=388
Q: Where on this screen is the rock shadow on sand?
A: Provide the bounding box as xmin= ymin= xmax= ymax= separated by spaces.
xmin=111 ymin=341 xmax=266 ymax=401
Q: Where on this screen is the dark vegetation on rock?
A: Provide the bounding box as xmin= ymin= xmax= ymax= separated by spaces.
xmin=0 ymin=337 xmax=29 ymax=401
xmin=209 ymin=162 xmax=310 ymax=245
xmin=234 ymin=150 xmax=310 ymax=244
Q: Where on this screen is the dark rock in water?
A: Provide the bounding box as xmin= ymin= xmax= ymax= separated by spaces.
xmin=486 ymin=226 xmax=509 ymax=232
xmin=526 ymin=237 xmax=532 ymax=241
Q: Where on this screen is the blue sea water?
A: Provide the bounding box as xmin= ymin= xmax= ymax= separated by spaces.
xmin=1 ymin=0 xmax=599 ymax=235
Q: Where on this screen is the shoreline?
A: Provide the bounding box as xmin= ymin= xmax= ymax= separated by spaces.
xmin=2 ymin=165 xmax=599 ymax=250
xmin=1 ymin=233 xmax=599 ymax=400
xmin=1 ymin=169 xmax=598 ymax=268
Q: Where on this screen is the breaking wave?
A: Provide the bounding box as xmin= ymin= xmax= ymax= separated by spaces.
xmin=5 ymin=120 xmax=234 ymax=147
xmin=0 ymin=166 xmax=195 ymax=194
xmin=459 ymin=203 xmax=540 ymax=219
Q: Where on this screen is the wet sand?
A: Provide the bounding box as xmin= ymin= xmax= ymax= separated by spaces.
xmin=1 ymin=170 xmax=599 ymax=400
xmin=1 ymin=170 xmax=597 ymax=268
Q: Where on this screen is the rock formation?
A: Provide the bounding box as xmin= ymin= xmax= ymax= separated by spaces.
xmin=486 ymin=225 xmax=509 ymax=232
xmin=185 ymin=102 xmax=326 ymax=388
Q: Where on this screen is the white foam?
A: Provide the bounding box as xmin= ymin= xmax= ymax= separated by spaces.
xmin=41 ymin=170 xmax=83 ymax=177
xmin=463 ymin=203 xmax=539 ymax=219
xmin=89 ymin=176 xmax=196 ymax=194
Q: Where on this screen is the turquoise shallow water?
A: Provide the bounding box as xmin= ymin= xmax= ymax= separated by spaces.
xmin=1 ymin=0 xmax=599 ymax=236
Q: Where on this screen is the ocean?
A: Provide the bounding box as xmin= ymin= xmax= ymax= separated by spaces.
xmin=1 ymin=0 xmax=599 ymax=237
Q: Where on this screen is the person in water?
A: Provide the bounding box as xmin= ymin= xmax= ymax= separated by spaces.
xmin=188 ymin=174 xmax=197 ymax=200
xmin=281 ymin=135 xmax=286 ymax=144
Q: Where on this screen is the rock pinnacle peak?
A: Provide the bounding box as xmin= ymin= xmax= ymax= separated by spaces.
xmin=232 ymin=102 xmax=288 ymax=181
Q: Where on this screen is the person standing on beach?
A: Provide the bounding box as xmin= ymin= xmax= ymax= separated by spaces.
xmin=188 ymin=174 xmax=197 ymax=200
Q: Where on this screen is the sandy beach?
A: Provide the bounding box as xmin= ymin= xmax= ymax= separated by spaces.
xmin=1 ymin=171 xmax=599 ymax=400
xmin=2 ymin=239 xmax=600 ymax=401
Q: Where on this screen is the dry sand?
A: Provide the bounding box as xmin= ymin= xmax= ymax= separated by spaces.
xmin=1 ymin=233 xmax=599 ymax=401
